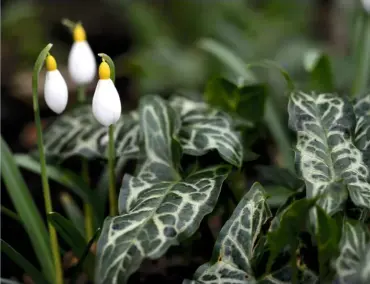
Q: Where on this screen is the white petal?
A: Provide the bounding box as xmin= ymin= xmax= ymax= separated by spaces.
xmin=362 ymin=0 xmax=370 ymax=13
xmin=92 ymin=79 xmax=121 ymax=126
xmin=68 ymin=41 xmax=96 ymax=85
xmin=44 ymin=70 xmax=68 ymax=114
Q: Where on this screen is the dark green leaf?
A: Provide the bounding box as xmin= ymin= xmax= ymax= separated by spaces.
xmin=0 ymin=136 xmax=54 ymax=282
xmin=237 ymin=84 xmax=267 ymax=123
xmin=267 ymin=197 xmax=318 ymax=274
xmin=0 ymin=239 xmax=48 ymax=284
xmin=205 ymin=77 xmax=239 ymax=113
xmin=60 ymin=193 xmax=85 ymax=236
xmin=315 ymin=206 xmax=341 ymax=282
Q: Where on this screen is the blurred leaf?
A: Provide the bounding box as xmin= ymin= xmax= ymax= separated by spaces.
xmin=1 ymin=239 xmax=48 ymax=284
xmin=47 ymin=212 xmax=86 ymax=257
xmin=303 ymin=49 xmax=334 ymax=92
xmin=14 ymin=154 xmax=102 ymax=223
xmin=255 ymin=165 xmax=303 ymax=190
xmin=264 ymin=186 xmax=294 ymax=208
xmin=205 ymin=77 xmax=239 ymax=113
xmin=197 ymin=37 xmax=256 ymax=82
xmin=315 ymin=206 xmax=341 ymax=282
xmin=0 ymin=137 xmax=54 ymax=282
xmin=237 ymin=84 xmax=267 ymax=123
xmin=60 ymin=193 xmax=85 ymax=236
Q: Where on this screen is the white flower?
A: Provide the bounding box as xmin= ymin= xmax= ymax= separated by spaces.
xmin=92 ymin=61 xmax=121 ymax=126
xmin=362 ymin=0 xmax=370 ymax=13
xmin=44 ymin=55 xmax=68 ymax=114
xmin=68 ymin=24 xmax=96 ymax=85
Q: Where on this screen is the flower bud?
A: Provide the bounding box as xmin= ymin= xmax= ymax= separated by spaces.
xmin=68 ymin=23 xmax=96 ymax=85
xmin=44 ymin=55 xmax=68 ymax=114
xmin=92 ymin=61 xmax=121 ymax=126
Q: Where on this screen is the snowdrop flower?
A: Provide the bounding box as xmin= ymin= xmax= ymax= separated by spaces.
xmin=68 ymin=23 xmax=96 ymax=85
xmin=44 ymin=54 xmax=68 ymax=114
xmin=92 ymin=60 xmax=121 ymax=126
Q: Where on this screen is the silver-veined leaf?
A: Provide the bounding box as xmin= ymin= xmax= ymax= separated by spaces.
xmin=288 ymin=91 xmax=370 ymax=215
xmin=334 ymin=220 xmax=370 ymax=284
xmin=170 ymin=96 xmax=243 ymax=168
xmin=184 ymin=183 xmax=271 ymax=284
xmin=354 ymin=94 xmax=370 ymax=165
xmin=42 ymin=105 xmax=140 ymax=161
xmin=95 ymin=95 xmax=231 ymax=284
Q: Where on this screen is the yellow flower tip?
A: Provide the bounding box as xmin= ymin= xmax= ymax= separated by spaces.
xmin=73 ymin=23 xmax=86 ymax=42
xmin=46 ymin=55 xmax=57 ymax=71
xmin=99 ymin=61 xmax=110 ymax=80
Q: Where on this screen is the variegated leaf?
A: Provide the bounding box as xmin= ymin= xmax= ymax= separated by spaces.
xmin=95 ymin=95 xmax=231 ymax=284
xmin=43 ymin=105 xmax=140 ymax=161
xmin=259 ymin=266 xmax=318 ymax=284
xmin=354 ymin=94 xmax=370 ymax=165
xmin=184 ymin=183 xmax=271 ymax=284
xmin=170 ymin=96 xmax=243 ymax=168
xmin=288 ymin=92 xmax=370 ymax=215
xmin=334 ymin=220 xmax=370 ymax=284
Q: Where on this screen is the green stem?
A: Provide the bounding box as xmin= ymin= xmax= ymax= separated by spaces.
xmin=108 ymin=125 xmax=117 ymax=216
xmin=352 ymin=11 xmax=370 ymax=97
xmin=81 ymin=159 xmax=94 ymax=241
xmin=77 ymin=85 xmax=86 ymax=103
xmin=32 ymin=44 xmax=63 ymax=284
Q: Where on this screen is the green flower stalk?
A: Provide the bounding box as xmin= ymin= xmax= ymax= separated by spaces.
xmin=92 ymin=53 xmax=120 ymax=216
xmin=32 ymin=43 xmax=63 ymax=284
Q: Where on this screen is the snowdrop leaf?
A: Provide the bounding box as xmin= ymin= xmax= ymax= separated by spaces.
xmin=334 ymin=220 xmax=370 ymax=284
xmin=353 ymin=94 xmax=370 ymax=165
xmin=288 ymin=91 xmax=370 ymax=215
xmin=42 ymin=105 xmax=140 ymax=161
xmin=184 ymin=183 xmax=271 ymax=284
xmin=170 ymin=96 xmax=243 ymax=167
xmin=95 ymin=95 xmax=231 ymax=284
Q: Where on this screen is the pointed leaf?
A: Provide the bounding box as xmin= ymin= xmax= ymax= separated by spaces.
xmin=170 ymin=96 xmax=243 ymax=167
xmin=288 ymin=92 xmax=370 ymax=215
xmin=95 ymin=95 xmax=232 ymax=283
xmin=334 ymin=220 xmax=370 ymax=284
xmin=185 ymin=183 xmax=272 ymax=284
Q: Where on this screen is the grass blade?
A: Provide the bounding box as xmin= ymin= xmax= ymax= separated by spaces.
xmin=1 ymin=206 xmax=21 ymax=222
xmin=0 ymin=239 xmax=48 ymax=284
xmin=0 ymin=137 xmax=54 ymax=282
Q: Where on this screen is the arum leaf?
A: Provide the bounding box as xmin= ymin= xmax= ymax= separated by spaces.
xmin=170 ymin=96 xmax=243 ymax=167
xmin=95 ymin=95 xmax=231 ymax=284
xmin=184 ymin=183 xmax=272 ymax=284
xmin=334 ymin=220 xmax=370 ymax=284
xmin=42 ymin=105 xmax=140 ymax=161
xmin=288 ymin=91 xmax=370 ymax=215
xmin=353 ymin=94 xmax=370 ymax=165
